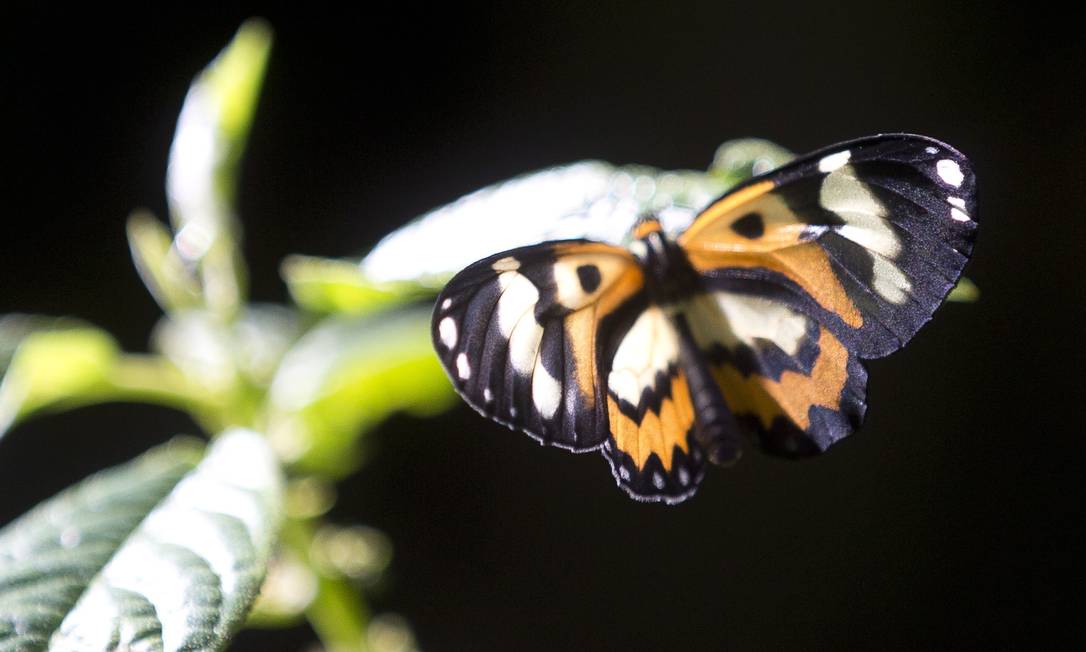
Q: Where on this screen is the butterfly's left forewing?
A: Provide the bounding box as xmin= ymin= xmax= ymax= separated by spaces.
xmin=432 ymin=240 xmax=644 ymax=451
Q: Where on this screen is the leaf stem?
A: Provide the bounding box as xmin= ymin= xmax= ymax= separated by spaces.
xmin=281 ymin=517 xmax=370 ymax=652
xmin=107 ymin=354 xmax=225 ymax=432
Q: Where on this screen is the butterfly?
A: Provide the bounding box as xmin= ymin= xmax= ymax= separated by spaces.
xmin=430 ymin=134 xmax=977 ymax=504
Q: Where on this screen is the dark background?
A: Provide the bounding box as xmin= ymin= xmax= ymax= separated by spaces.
xmin=2 ymin=3 xmax=1081 ymax=650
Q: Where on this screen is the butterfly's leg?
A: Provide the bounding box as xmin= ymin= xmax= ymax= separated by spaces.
xmin=673 ymin=314 xmax=743 ymax=466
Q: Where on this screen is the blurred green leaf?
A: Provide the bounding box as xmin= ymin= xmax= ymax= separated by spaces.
xmin=126 ymin=209 xmax=203 ymax=313
xmin=0 ymin=429 xmax=282 ymax=651
xmin=0 ymin=315 xmax=91 ymax=374
xmin=947 ymin=276 xmax=980 ymax=302
xmin=708 ymin=138 xmax=796 ymax=184
xmin=265 ymin=307 xmax=455 ymax=477
xmin=152 ymin=305 xmax=300 ymax=393
xmin=165 ymin=18 xmax=272 ymax=318
xmin=0 ymin=317 xmax=229 ymax=439
xmin=282 ymin=255 xmax=428 ymax=315
xmin=357 ymin=152 xmax=763 ymax=291
xmin=246 ymin=547 xmax=316 ymax=628
xmin=0 ymin=326 xmax=120 ymax=436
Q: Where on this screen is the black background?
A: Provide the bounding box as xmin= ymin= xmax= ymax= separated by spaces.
xmin=2 ymin=3 xmax=1082 ymax=650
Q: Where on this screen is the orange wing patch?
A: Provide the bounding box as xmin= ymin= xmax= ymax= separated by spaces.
xmin=606 ymin=371 xmax=696 ymax=471
xmin=683 ymin=244 xmax=863 ymax=328
xmin=712 ymin=326 xmax=850 ymax=432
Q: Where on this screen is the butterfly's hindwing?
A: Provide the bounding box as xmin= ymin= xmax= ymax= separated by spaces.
xmin=683 ymin=290 xmax=868 ymax=456
xmin=601 ymin=306 xmax=707 ymax=503
xmin=679 ymin=134 xmax=977 ymax=358
xmin=432 ymin=240 xmax=644 ymax=451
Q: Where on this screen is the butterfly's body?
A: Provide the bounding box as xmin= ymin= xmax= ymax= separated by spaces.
xmin=620 ymin=219 xmax=744 ymax=466
xmin=432 ymin=134 xmax=977 ymax=504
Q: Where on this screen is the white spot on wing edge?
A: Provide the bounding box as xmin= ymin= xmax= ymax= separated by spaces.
xmin=817 ymin=149 xmax=851 ymax=173
xmin=483 ymin=387 xmax=493 ymax=402
xmin=925 ymin=146 xmax=938 ymax=155
xmin=441 ymin=298 xmax=452 ymax=310
xmin=619 ymin=466 xmax=631 ymax=481
xmin=531 ymin=361 xmax=562 ymax=419
xmin=652 ymin=472 xmax=665 ymax=490
xmin=438 ymin=317 xmax=458 ymax=349
xmin=947 ymin=196 xmax=971 ymax=222
xmin=937 ymin=159 xmax=964 ymax=187
xmin=456 ymin=353 xmax=471 ymax=380
xmin=491 ymin=256 xmax=520 ymax=273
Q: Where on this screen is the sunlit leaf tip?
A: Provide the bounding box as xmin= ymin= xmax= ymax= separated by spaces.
xmin=947 ymin=276 xmax=980 ymax=302
xmin=165 ymin=18 xmax=273 ymax=318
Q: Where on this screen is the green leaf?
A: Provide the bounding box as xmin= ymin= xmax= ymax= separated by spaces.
xmin=265 ymin=307 xmax=455 ymax=477
xmin=126 ymin=209 xmax=203 ymax=313
xmin=947 ymin=276 xmax=980 ymax=302
xmin=0 ymin=320 xmax=221 ymax=438
xmin=0 ymin=315 xmax=90 ymax=374
xmin=281 ymin=255 xmax=428 ymax=315
xmin=152 ymin=305 xmax=301 ymax=393
xmin=708 ymin=138 xmax=796 ymax=184
xmin=165 ymin=19 xmax=273 ymax=318
xmin=0 ymin=429 xmax=283 ymax=651
xmin=357 ymin=155 xmax=751 ymax=291
xmin=0 ymin=325 xmax=120 ymax=436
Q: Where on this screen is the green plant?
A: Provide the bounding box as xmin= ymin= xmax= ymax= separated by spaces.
xmin=0 ymin=20 xmax=979 ymax=652
xmin=0 ymin=21 xmax=449 ymax=652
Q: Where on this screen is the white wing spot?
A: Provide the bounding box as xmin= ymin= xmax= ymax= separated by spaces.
xmin=817 ymin=149 xmax=851 ymax=173
xmin=497 ymin=270 xmax=544 ymax=375
xmin=531 ymin=363 xmax=562 ymax=419
xmin=947 ymin=196 xmax=967 ymax=209
xmin=951 ymin=207 xmax=971 ymax=222
xmin=707 ymin=292 xmax=808 ymax=356
xmin=937 ymin=159 xmax=964 ymax=187
xmin=652 ymin=472 xmax=665 ymax=490
xmin=456 ymin=353 xmax=471 ymax=380
xmin=619 ymin=466 xmax=631 ymax=481
xmin=483 ymin=387 xmax=493 ymax=402
xmin=438 ymin=317 xmax=458 ymax=349
xmin=491 ymin=256 xmax=521 ymax=272
xmin=871 ymin=256 xmax=911 ymax=304
xmin=441 ymin=298 xmax=452 ymax=310
xmin=678 ymin=467 xmax=690 ymax=486
xmin=820 ymin=166 xmax=900 ymax=257
xmin=608 ymin=307 xmax=679 ymax=405
xmin=925 ymin=146 xmax=938 ymax=155
xmin=509 ymin=406 xmax=517 ymax=418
